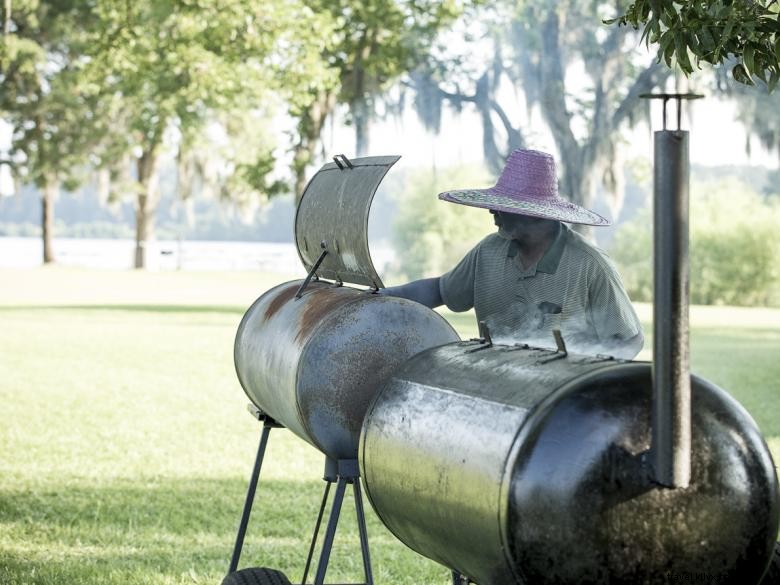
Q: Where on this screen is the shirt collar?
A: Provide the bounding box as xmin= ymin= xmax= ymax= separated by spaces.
xmin=506 ymin=222 xmax=567 ymax=275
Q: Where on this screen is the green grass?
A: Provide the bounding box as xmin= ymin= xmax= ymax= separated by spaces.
xmin=1 ymin=267 xmax=780 ymax=584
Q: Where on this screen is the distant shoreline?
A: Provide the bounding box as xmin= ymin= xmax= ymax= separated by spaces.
xmin=0 ymin=236 xmax=394 ymax=273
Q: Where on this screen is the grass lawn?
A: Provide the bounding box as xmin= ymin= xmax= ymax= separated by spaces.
xmin=1 ymin=267 xmax=779 ymax=585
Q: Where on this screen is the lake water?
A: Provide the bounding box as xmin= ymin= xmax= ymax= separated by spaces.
xmin=0 ymin=237 xmax=396 ymax=274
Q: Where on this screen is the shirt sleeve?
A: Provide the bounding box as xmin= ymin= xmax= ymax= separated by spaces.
xmin=439 ymin=244 xmax=479 ymax=312
xmin=587 ymin=255 xmax=643 ymax=342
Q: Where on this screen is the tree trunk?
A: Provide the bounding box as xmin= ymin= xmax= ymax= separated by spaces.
xmin=134 ymin=149 xmax=160 ymax=269
xmin=3 ymin=0 xmax=10 ymax=36
xmin=293 ymin=92 xmax=335 ymax=204
xmin=41 ymin=176 xmax=59 ymax=264
xmin=353 ymin=101 xmax=370 ymax=156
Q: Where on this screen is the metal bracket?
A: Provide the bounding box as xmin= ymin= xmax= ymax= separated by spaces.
xmin=332 ymin=154 xmax=354 ymax=170
xmin=245 ymin=404 xmax=283 ymax=427
xmin=552 ymin=329 xmax=568 ymax=355
xmin=639 ymin=92 xmax=704 ymax=131
xmin=465 ymin=322 xmax=494 ymax=353
xmin=534 ymin=332 xmax=569 ymax=365
xmin=296 ymin=241 xmax=329 ymax=299
xmin=478 ymin=321 xmax=493 ymax=346
xmin=535 ymin=352 xmax=567 ymax=365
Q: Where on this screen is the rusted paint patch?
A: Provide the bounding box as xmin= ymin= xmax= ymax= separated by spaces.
xmin=263 ymin=283 xmax=299 ymax=321
xmin=295 ymin=286 xmax=352 ymax=343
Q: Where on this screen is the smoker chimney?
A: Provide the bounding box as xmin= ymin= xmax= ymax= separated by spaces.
xmin=642 ymin=92 xmax=703 ymax=488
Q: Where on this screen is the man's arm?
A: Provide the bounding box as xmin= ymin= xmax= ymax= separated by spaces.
xmin=381 ymin=238 xmax=481 ymax=311
xmin=379 ymin=277 xmax=443 ymax=309
xmin=587 ymin=256 xmax=645 ymax=360
xmin=600 ymin=331 xmax=645 ymax=360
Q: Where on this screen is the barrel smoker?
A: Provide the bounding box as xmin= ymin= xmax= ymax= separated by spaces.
xmin=225 ymin=98 xmax=779 ymax=585
xmin=357 ymin=95 xmax=779 ymax=585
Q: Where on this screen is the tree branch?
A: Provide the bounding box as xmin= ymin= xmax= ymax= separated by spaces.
xmin=490 ymin=99 xmax=525 ymax=151
xmin=538 ymin=9 xmax=579 ymax=160
xmin=611 ymin=61 xmax=668 ymax=129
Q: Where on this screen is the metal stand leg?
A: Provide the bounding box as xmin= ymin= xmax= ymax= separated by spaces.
xmin=308 ymin=458 xmax=373 ymax=585
xmin=353 ymin=480 xmax=374 ymax=585
xmin=314 ymin=476 xmax=348 ymax=585
xmin=227 ymin=406 xmax=281 ymax=576
xmin=302 ymin=481 xmax=332 ymax=585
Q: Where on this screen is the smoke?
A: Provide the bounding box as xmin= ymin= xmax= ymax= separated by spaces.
xmin=483 ymin=301 xmax=640 ymax=359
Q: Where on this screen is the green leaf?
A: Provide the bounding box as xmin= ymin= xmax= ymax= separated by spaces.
xmin=658 ymin=30 xmax=675 ymax=66
xmin=732 ymin=63 xmax=755 ymax=86
xmin=674 ymin=30 xmax=693 ymax=74
xmin=720 ymin=13 xmax=737 ymax=52
xmin=768 ymin=70 xmax=779 ymax=93
xmin=744 ymin=44 xmax=756 ymax=74
xmin=699 ymin=26 xmax=716 ymax=53
xmin=685 ymin=31 xmax=699 ymax=58
xmin=756 ymin=67 xmax=768 ymax=85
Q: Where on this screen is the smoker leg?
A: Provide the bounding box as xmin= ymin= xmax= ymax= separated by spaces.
xmin=228 ymin=416 xmax=276 ymax=575
xmin=353 ymin=479 xmax=374 ymax=585
xmin=302 ymin=481 xmax=332 ymax=585
xmin=306 ymin=459 xmax=373 ymax=585
xmin=313 ymin=476 xmax=348 ymax=585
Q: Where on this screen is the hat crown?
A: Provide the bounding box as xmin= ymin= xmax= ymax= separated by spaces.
xmin=494 ymin=149 xmax=559 ymax=201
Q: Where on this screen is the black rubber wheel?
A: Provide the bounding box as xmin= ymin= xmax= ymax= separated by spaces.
xmin=221 ymin=567 xmax=292 ymax=585
xmin=759 ymin=542 xmax=780 ymax=585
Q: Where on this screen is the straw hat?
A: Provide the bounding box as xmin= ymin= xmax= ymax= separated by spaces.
xmin=438 ymin=149 xmax=610 ymax=226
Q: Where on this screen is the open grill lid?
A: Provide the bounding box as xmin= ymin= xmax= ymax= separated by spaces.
xmin=294 ymin=154 xmax=399 ymax=288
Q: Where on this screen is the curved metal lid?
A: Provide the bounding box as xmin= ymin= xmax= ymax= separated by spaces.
xmin=295 ymin=154 xmax=400 ymax=288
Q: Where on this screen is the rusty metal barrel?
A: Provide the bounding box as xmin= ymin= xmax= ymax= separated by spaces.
xmin=235 ymin=280 xmax=457 ymax=459
xmin=234 ymin=155 xmax=459 ymax=460
xmin=360 ymin=341 xmax=780 ymax=585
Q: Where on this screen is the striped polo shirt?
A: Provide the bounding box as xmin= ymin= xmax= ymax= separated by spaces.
xmin=439 ymin=223 xmax=642 ymax=354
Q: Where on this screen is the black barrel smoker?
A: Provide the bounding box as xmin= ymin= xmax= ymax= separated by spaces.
xmin=358 ymin=95 xmax=780 ymax=584
xmin=225 ymin=97 xmax=779 ymax=585
xmin=224 ymin=155 xmax=459 ymax=585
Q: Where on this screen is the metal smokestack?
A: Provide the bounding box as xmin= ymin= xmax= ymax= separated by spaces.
xmin=643 ymin=93 xmax=702 ymax=488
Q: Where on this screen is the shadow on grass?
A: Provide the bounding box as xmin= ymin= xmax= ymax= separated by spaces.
xmin=0 ymin=477 xmax=441 ymax=585
xmin=0 ymin=304 xmax=246 ymax=315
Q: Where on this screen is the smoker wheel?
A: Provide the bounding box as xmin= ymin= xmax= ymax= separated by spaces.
xmin=221 ymin=567 xmax=292 ymax=585
xmin=759 ymin=542 xmax=780 ymax=585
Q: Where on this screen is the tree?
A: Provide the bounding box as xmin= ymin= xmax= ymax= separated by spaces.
xmin=0 ymin=0 xmax=110 ymax=263
xmin=712 ymin=64 xmax=780 ymax=167
xmin=391 ymin=164 xmax=492 ymax=281
xmin=611 ymin=177 xmax=780 ymax=306
xmin=411 ymin=0 xmax=669 ymax=236
xmin=607 ymin=0 xmax=780 ymax=90
xmin=291 ymin=0 xmax=466 ymax=200
xmin=84 ymin=0 xmax=333 ymax=268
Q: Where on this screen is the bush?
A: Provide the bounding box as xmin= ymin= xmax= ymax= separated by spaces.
xmin=611 ymin=177 xmax=780 ymax=307
xmin=389 ymin=164 xmax=493 ymax=282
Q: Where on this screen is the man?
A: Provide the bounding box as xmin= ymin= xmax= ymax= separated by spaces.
xmin=381 ymin=148 xmax=644 ymax=360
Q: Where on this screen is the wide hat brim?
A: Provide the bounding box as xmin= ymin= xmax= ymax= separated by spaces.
xmin=438 ymin=188 xmax=611 ymax=226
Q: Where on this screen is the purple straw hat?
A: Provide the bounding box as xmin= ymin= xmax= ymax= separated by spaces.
xmin=438 ymin=149 xmax=610 ymax=226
